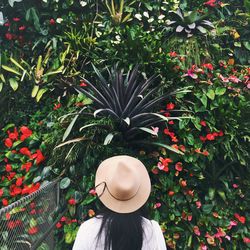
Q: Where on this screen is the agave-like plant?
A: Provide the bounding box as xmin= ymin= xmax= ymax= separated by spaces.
xmin=73 ymin=65 xmax=191 ymax=141
xmin=166 ymin=8 xmax=214 ymax=38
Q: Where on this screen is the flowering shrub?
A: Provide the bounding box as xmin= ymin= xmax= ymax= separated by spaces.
xmin=0 ymin=125 xmax=46 ymax=208
xmin=0 ymin=0 xmax=249 ymax=249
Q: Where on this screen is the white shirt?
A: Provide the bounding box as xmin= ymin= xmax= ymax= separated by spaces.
xmin=73 ymin=216 xmax=167 ymax=250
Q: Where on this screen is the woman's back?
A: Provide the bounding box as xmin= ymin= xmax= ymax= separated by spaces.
xmin=73 ymin=216 xmax=166 ymax=250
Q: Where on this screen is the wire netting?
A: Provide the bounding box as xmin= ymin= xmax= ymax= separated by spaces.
xmin=0 ymin=179 xmax=61 ymax=250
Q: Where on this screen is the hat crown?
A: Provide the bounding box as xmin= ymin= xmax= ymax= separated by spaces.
xmin=106 ymin=162 xmax=140 ymax=201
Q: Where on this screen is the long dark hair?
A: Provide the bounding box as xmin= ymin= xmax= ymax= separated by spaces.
xmin=95 ymin=205 xmax=149 ymax=250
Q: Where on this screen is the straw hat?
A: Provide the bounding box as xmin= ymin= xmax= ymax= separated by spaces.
xmin=95 ymin=155 xmax=151 ymax=213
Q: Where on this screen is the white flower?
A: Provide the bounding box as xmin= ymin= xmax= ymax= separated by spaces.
xmin=148 ymin=17 xmax=154 ymax=23
xmin=158 ymin=14 xmax=165 ymax=20
xmin=80 ymin=1 xmax=87 ymax=7
xmin=134 ymin=13 xmax=142 ymax=21
xmin=56 ymin=18 xmax=63 ymax=23
xmin=143 ymin=11 xmax=149 ymax=18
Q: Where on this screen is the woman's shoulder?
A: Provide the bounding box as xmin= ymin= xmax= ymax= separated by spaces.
xmin=80 ymin=216 xmax=103 ymax=228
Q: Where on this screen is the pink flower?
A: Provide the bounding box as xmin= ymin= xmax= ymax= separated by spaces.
xmin=193 ymin=226 xmax=201 ymax=236
xmin=228 ymin=75 xmax=241 ymax=83
xmin=18 ymin=26 xmax=26 ymax=31
xmin=175 ymin=162 xmax=183 ymax=171
xmin=219 ymin=74 xmax=229 ymax=82
xmin=89 ymin=189 xmax=97 ymax=196
xmin=153 ymin=203 xmax=161 ymax=209
xmin=196 ymin=201 xmax=202 ymax=209
xmin=13 ymin=17 xmax=20 ymax=22
xmin=233 ymin=184 xmax=239 ymax=188
xmin=183 ymin=69 xmax=198 ymax=79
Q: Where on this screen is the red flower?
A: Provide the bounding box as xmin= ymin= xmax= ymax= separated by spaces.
xmin=18 ymin=26 xmax=26 ymax=31
xmin=16 ymin=177 xmax=23 ymax=187
xmin=0 ymin=188 xmax=3 ymax=197
xmin=21 ymin=162 xmax=32 ymax=172
xmin=168 ymin=190 xmax=175 ymax=196
xmin=168 ymin=120 xmax=174 ymax=125
xmin=204 ymin=0 xmax=216 ymax=7
xmin=68 ymin=198 xmax=76 ymax=205
xmin=80 ymin=80 xmax=88 ymax=87
xmin=4 ymin=138 xmax=13 ymax=148
xmin=199 ymin=136 xmax=206 ymax=142
xmin=234 ymin=213 xmax=246 ymax=224
xmin=60 ymin=216 xmax=67 ymax=222
xmin=175 ymin=162 xmax=183 ymax=171
xmin=166 ymin=102 xmax=175 ymax=110
xmin=28 ymin=226 xmax=38 ymax=235
xmin=157 ymin=157 xmax=172 ymax=172
xmin=20 ymin=147 xmax=32 ymax=158
xmin=49 ymin=18 xmax=55 ymax=25
xmin=20 ymin=126 xmax=32 ymax=141
xmin=7 ymin=127 xmax=19 ymax=140
xmin=218 ymin=130 xmax=224 ymax=136
xmin=243 ymin=237 xmax=250 ymax=244
xmin=180 ymin=180 xmax=187 ymax=187
xmin=6 ymin=164 xmax=12 ymax=172
xmin=4 ymin=21 xmax=10 ymax=27
xmin=56 ymin=222 xmax=62 ymax=229
xmin=169 ymin=51 xmax=178 ymax=57
xmin=89 ymin=189 xmax=97 ymax=196
xmin=200 ymin=120 xmax=207 ymax=127
xmin=13 ymin=186 xmax=22 ymax=195
xmin=2 ymin=198 xmax=8 ymax=206
xmin=33 ymin=150 xmax=45 ymax=165
xmin=53 ymin=103 xmax=61 ymax=110
xmin=13 ymin=17 xmax=20 ymax=22
xmin=151 ymin=167 xmax=159 ymax=175
xmin=202 ymin=63 xmax=214 ymax=70
xmin=206 ymin=133 xmax=215 ymax=141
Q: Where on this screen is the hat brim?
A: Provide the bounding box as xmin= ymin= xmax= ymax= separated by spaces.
xmin=95 ymin=155 xmax=151 ymax=214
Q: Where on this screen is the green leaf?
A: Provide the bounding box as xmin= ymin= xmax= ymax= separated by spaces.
xmin=243 ymin=41 xmax=250 ymax=51
xmin=202 ymin=204 xmax=214 ymax=214
xmin=2 ymin=65 xmax=21 ymax=75
xmin=200 ymin=94 xmax=207 ymax=107
xmin=206 ymin=89 xmax=215 ymax=100
xmin=0 ymin=82 xmax=3 ymax=92
xmin=186 ymin=134 xmax=194 ymax=146
xmin=62 ymin=109 xmax=85 ymax=142
xmin=31 ymin=85 xmax=39 ymax=97
xmin=36 ymin=88 xmax=47 ymax=102
xmin=9 ymin=78 xmax=18 ymax=91
xmin=60 ymin=177 xmax=71 ymax=189
xmin=10 ymin=57 xmax=25 ymax=72
xmin=215 ymin=87 xmax=226 ymax=96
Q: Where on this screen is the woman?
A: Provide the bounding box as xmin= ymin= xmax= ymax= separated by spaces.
xmin=73 ymin=155 xmax=167 ymax=250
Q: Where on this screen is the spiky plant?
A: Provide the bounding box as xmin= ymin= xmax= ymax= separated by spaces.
xmin=166 ymin=8 xmax=214 ymax=38
xmin=74 ymin=65 xmax=191 ymax=140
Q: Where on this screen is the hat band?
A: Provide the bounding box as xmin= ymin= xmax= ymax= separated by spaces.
xmin=95 ymin=181 xmax=140 ymax=201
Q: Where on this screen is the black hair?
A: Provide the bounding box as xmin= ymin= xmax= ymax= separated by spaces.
xmin=95 ymin=205 xmax=149 ymax=250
